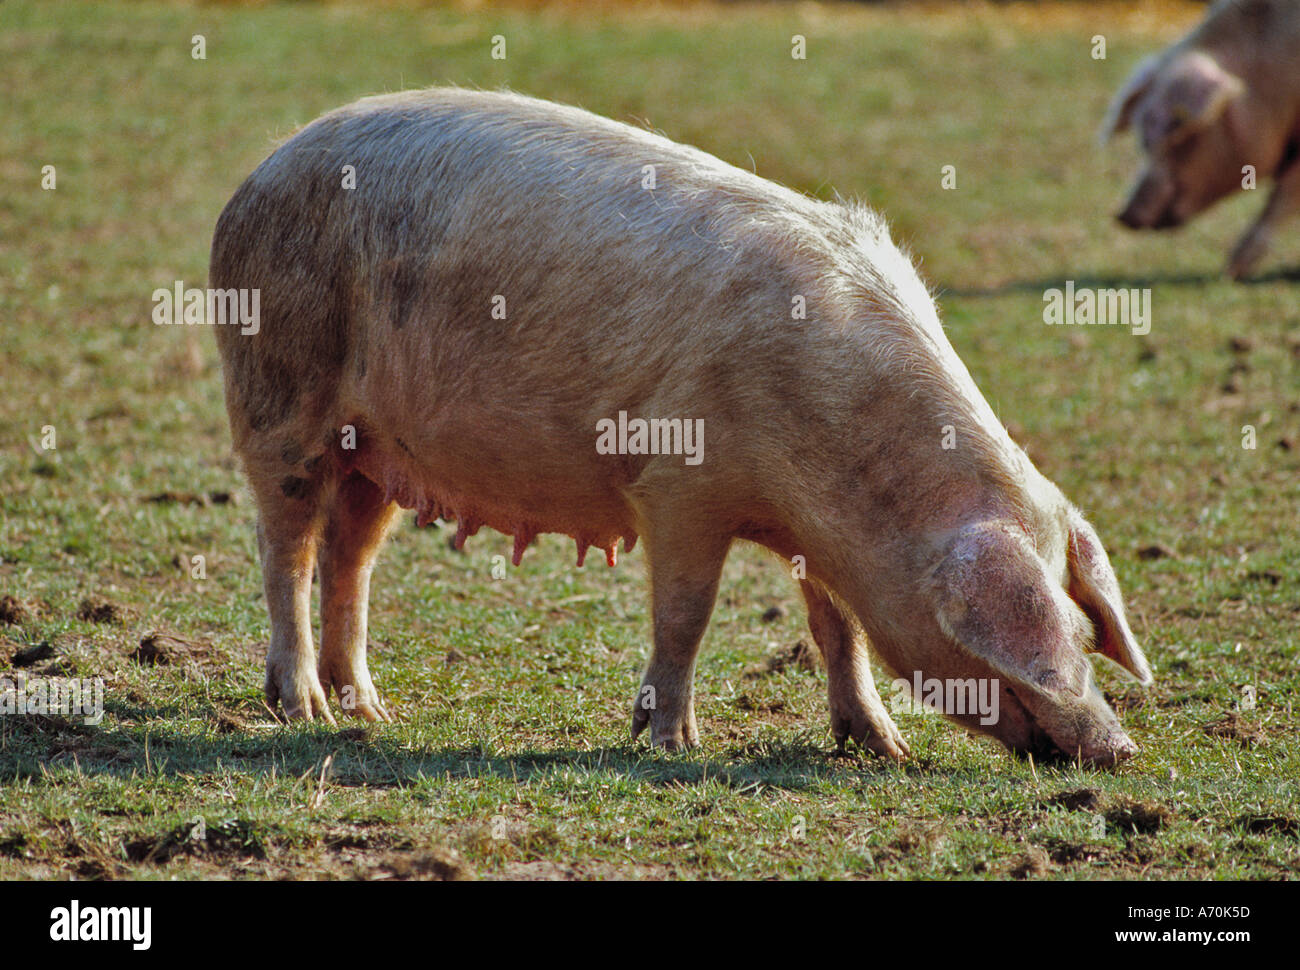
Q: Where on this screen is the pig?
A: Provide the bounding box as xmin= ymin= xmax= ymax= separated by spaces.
xmin=211 ymin=87 xmax=1153 ymax=766
xmin=1100 ymin=0 xmax=1300 ymax=279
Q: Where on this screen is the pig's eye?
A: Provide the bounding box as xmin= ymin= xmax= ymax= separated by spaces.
xmin=1149 ymin=111 xmax=1200 ymax=154
xmin=1163 ymin=129 xmax=1199 ymax=159
xmin=1280 ymin=138 xmax=1300 ymax=170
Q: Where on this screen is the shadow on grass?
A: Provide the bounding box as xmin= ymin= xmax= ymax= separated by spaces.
xmin=0 ymin=705 xmax=910 ymax=793
xmin=938 ymin=264 xmax=1300 ymax=300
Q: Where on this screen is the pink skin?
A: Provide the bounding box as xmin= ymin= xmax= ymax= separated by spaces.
xmin=795 ymin=503 xmax=1148 ymax=767
xmin=213 ymin=87 xmax=1152 ymax=762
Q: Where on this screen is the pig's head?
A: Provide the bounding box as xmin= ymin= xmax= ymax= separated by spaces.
xmin=856 ymin=486 xmax=1151 ymax=767
xmin=1101 ymin=50 xmax=1249 ymax=229
xmin=927 ymin=504 xmax=1151 ymax=765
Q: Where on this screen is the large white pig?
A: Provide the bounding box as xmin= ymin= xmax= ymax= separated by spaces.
xmin=1101 ymin=0 xmax=1300 ymax=278
xmin=211 ymin=88 xmax=1152 ymax=765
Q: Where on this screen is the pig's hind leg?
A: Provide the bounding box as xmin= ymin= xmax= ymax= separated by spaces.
xmin=316 ymin=470 xmax=399 ymax=722
xmin=801 ymin=580 xmax=910 ymax=760
xmin=631 ymin=516 xmax=732 ymax=750
xmin=249 ymin=465 xmax=333 ymax=724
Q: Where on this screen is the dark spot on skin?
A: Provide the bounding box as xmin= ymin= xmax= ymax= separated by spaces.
xmin=280 ymin=475 xmax=311 ymax=500
xmin=396 ymin=437 xmax=414 ymax=457
xmin=247 ymin=369 xmax=297 ymax=433
xmin=352 ymin=323 xmax=369 ymax=379
xmin=280 ymin=440 xmax=304 ymax=466
xmin=764 ymin=365 xmax=817 ymax=428
xmin=303 ymin=454 xmax=325 ymax=474
xmin=387 ymin=259 xmax=423 ymax=330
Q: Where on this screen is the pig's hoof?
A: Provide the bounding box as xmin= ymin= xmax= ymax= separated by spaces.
xmin=655 ymin=734 xmax=698 ymax=752
xmin=838 ymin=731 xmax=910 ymax=761
xmin=1226 ymin=258 xmax=1255 ymax=281
xmin=832 ymin=712 xmax=910 ymax=761
xmin=340 ymin=694 xmax=391 ymax=723
xmin=319 ymin=664 xmax=392 ymax=723
xmin=1227 ymin=234 xmax=1267 ymax=280
xmin=630 ymin=702 xmax=699 ymax=750
xmin=266 ymin=668 xmax=337 ymax=726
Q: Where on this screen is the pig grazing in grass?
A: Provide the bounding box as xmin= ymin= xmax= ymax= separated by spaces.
xmin=212 ymin=88 xmax=1152 ymax=765
xmin=1101 ymin=0 xmax=1300 ymax=279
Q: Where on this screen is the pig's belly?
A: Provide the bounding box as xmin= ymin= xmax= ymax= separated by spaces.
xmin=347 ymin=417 xmax=640 ymax=567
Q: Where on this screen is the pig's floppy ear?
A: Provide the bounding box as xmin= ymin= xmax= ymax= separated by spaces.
xmin=1098 ymin=54 xmax=1162 ymax=144
xmin=1149 ymin=51 xmax=1245 ymax=148
xmin=1066 ymin=509 xmax=1153 ymax=685
xmin=930 ymin=523 xmax=1095 ymax=703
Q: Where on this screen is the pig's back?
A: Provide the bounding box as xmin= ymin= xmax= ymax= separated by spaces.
xmin=214 ymin=87 xmax=843 ymax=366
xmin=212 ymin=87 xmax=864 ymax=449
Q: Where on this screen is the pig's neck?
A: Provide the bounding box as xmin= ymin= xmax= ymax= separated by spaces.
xmin=777 ymin=306 xmax=1038 ymax=632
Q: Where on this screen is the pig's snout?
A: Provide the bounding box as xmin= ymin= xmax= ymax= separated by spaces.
xmin=1088 ymin=729 xmax=1140 ymax=767
xmin=1116 ymin=205 xmax=1148 ymax=229
xmin=1009 ymin=722 xmax=1139 ymax=767
xmin=1115 ymin=170 xmax=1181 ymax=230
xmin=1028 ymin=681 xmax=1140 ymax=767
xmin=986 ymin=678 xmax=1139 ymax=767
xmin=1116 ymin=205 xmax=1182 ymax=231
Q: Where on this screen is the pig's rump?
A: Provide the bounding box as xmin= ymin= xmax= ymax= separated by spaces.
xmin=210 ymin=87 xmax=903 ymax=561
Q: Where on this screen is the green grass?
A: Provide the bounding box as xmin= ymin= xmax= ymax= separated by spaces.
xmin=0 ymin=0 xmax=1296 ymax=880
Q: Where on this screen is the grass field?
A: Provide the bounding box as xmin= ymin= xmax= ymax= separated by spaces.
xmin=1 ymin=0 xmax=1297 ymax=881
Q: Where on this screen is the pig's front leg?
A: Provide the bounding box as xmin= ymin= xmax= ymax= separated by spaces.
xmin=1228 ymin=156 xmax=1300 ymax=279
xmin=317 ymin=472 xmax=399 ymax=722
xmin=630 ymin=522 xmax=731 ymax=750
xmin=800 ymin=580 xmax=910 ymax=760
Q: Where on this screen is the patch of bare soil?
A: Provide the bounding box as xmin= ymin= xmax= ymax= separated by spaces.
xmin=1233 ymin=815 xmax=1299 ymax=837
xmin=891 ymin=821 xmax=946 ymax=856
xmin=131 ymin=632 xmax=232 ymax=674
xmin=486 ymin=859 xmax=670 ymax=881
xmin=1137 ymin=543 xmax=1176 ymax=561
xmin=358 ymin=847 xmax=471 ymax=881
xmin=132 ymin=632 xmax=208 ymax=666
xmin=1041 ymin=788 xmax=1103 ymax=812
xmin=1009 ymin=845 xmax=1052 ymax=879
xmin=210 ymin=705 xmax=254 ymax=734
xmin=1203 ymin=712 xmax=1267 ymax=747
xmin=1104 ymin=798 xmax=1171 ymax=835
xmin=0 ymin=596 xmax=28 ymax=625
xmin=76 ymin=597 xmax=122 ymax=624
xmin=1040 ymin=788 xmax=1170 ymax=835
xmin=743 ymin=638 xmax=820 ymax=678
xmin=732 ymin=693 xmax=786 ymax=713
xmin=124 ymin=819 xmax=266 ymax=866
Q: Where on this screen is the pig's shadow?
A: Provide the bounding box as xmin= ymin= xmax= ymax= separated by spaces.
xmin=940 ymin=265 xmax=1300 ymax=299
xmin=1239 ymin=265 xmax=1300 ymax=285
xmin=1 ymin=700 xmax=907 ymax=794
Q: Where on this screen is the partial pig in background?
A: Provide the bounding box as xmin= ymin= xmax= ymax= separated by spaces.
xmin=212 ymin=88 xmax=1152 ymax=767
xmin=1100 ymin=0 xmax=1300 ymax=279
